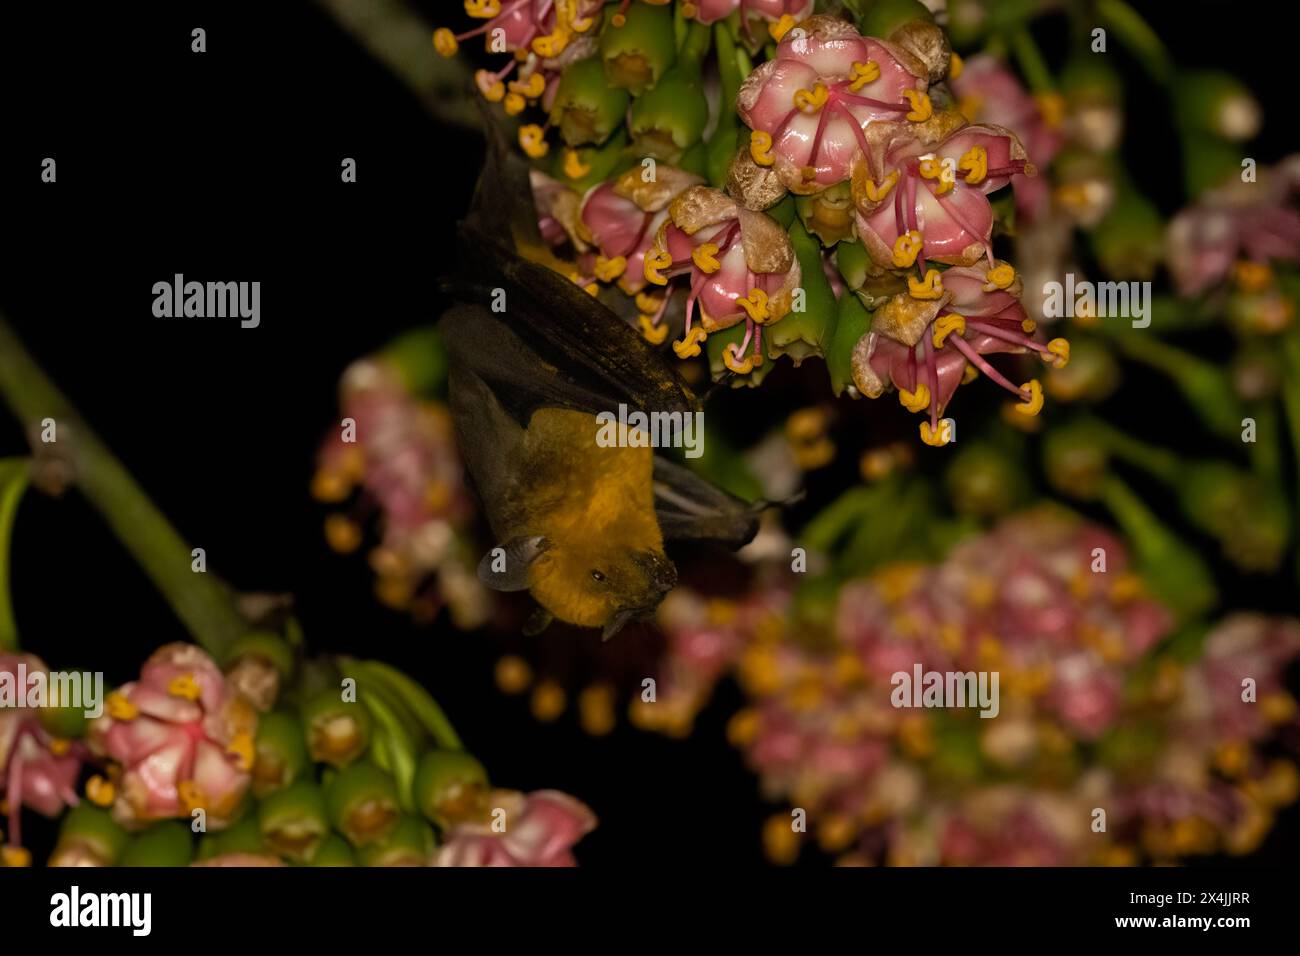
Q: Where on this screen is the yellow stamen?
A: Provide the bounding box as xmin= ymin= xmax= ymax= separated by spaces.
xmin=932 ymin=177 xmax=954 ymax=196
xmin=168 ymin=673 xmax=202 ymax=701
xmin=494 ymin=655 xmax=533 ymax=695
xmin=531 ymin=681 xmax=566 ymax=722
xmin=863 ymin=170 xmax=898 ymax=203
xmin=531 ymin=31 xmax=569 ymax=59
xmin=635 ymin=291 xmax=663 ymax=313
xmin=726 ymin=709 xmax=761 ymax=748
xmin=86 ymin=775 xmax=116 ymax=807
xmin=984 ymin=263 xmax=1015 ymax=290
xmin=594 ymin=255 xmax=627 ymax=282
xmin=325 ymin=513 xmax=362 ymax=554
xmin=1034 ymin=91 xmax=1066 ymax=129
xmin=518 ymin=124 xmax=549 ymax=159
xmin=568 ymin=271 xmax=599 ymax=296
xmin=891 ymin=230 xmax=923 ymax=268
xmin=611 ymin=13 xmax=627 ymax=27
xmin=1021 ymin=319 xmax=1037 ymax=333
xmin=849 ymin=60 xmax=880 ymax=92
xmin=958 ymin=145 xmax=987 ymax=184
xmin=736 ymin=288 xmax=771 ymax=323
xmin=962 ymin=364 xmax=979 ymax=384
xmin=48 ymin=737 xmax=71 ymax=756
xmin=475 ymin=70 xmax=505 ymax=103
xmin=563 ymin=148 xmax=591 ymax=180
xmin=1234 ymin=260 xmax=1273 ymax=293
xmin=899 ymin=383 xmax=930 ymax=413
xmin=794 ymin=83 xmax=829 ymax=114
xmin=919 ymin=420 xmax=952 ymax=446
xmin=106 ymin=692 xmax=138 ymax=721
xmin=948 ymin=52 xmax=964 ymax=80
xmin=692 ymin=242 xmax=721 ymax=273
xmin=643 ymin=249 xmax=672 ymax=286
xmin=177 ymin=780 xmax=208 ymax=814
xmin=432 ymin=29 xmax=459 ymax=58
xmin=932 ymin=312 xmax=966 ymax=348
xmin=908 ymin=268 xmax=943 ymax=300
xmin=503 ymin=92 xmax=526 ymax=116
xmin=902 ymin=89 xmax=932 ymax=122
xmin=750 ymin=130 xmax=775 ymax=167
xmin=1014 ymin=379 xmax=1044 ymax=416
xmin=464 ymin=0 xmax=501 ymax=18
xmin=724 ymin=344 xmax=756 ymax=375
xmin=639 ymin=315 xmax=669 ymax=345
xmin=1045 ymin=338 xmax=1070 ymax=368
xmin=672 ymin=326 xmax=708 ymax=359
xmin=227 ymin=731 xmax=255 ymax=772
xmin=769 ymin=14 xmax=797 ymax=42
xmin=1 ymin=846 xmax=31 ymax=867
xmin=918 ymin=156 xmax=944 ymax=180
xmin=509 ymin=72 xmax=547 ymax=100
xmin=680 ymin=3 xmax=699 ymax=20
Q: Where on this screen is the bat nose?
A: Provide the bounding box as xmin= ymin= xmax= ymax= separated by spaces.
xmin=640 ymin=552 xmax=677 ymax=593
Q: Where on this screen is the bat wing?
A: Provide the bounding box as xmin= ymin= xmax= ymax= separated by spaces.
xmin=652 ymin=456 xmax=761 ymax=549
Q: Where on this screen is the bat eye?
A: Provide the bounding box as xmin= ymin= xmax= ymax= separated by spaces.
xmin=590 ymin=570 xmax=606 ymax=583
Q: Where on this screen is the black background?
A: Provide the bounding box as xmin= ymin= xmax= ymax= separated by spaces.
xmin=1 ymin=0 xmax=1296 ymax=872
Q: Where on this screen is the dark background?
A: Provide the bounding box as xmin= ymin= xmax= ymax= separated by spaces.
xmin=1 ymin=0 xmax=1295 ymax=867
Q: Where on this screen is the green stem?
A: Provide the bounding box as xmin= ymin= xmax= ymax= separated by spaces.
xmin=1085 ymin=416 xmax=1182 ymax=484
xmin=0 ymin=458 xmax=29 ymax=652
xmin=1009 ymin=27 xmax=1054 ymax=94
xmin=0 ymin=318 xmax=249 ymax=658
xmin=1096 ymin=0 xmax=1173 ymax=86
xmin=1282 ymin=331 xmax=1300 ymax=583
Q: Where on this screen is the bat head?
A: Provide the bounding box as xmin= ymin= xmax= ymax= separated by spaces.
xmin=528 ymin=542 xmax=677 ymax=641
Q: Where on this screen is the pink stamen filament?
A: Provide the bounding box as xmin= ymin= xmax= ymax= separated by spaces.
xmin=453 ymin=0 xmax=532 ymax=41
xmin=963 ymin=318 xmax=1049 ymax=355
xmin=946 ymin=334 xmax=1030 ymax=399
xmin=684 ymin=270 xmax=710 ymax=334
xmin=834 ymin=101 xmax=879 ymax=181
xmin=933 ymin=184 xmax=995 ymax=266
xmin=922 ymin=334 xmax=939 ymax=429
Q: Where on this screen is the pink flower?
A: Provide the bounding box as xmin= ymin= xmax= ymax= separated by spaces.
xmin=89 ymin=643 xmax=257 ymax=829
xmin=738 ymin=15 xmax=929 ymax=193
xmin=855 ymin=123 xmax=1033 ymax=269
xmin=646 ymin=185 xmax=801 ymax=372
xmin=1166 ymin=156 xmax=1300 ymax=297
xmin=434 ymin=789 xmax=597 ymax=866
xmin=689 ymin=0 xmax=813 ymax=29
xmin=1 ymin=654 xmax=84 ymax=850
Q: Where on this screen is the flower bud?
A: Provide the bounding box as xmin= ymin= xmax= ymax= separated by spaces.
xmin=325 ymin=761 xmax=401 ymax=848
xmin=600 ymin=1 xmax=677 ymax=95
xmin=825 ymin=290 xmax=873 ymax=398
xmin=551 ymin=57 xmax=631 ymax=148
xmin=1174 ymin=71 xmax=1261 ymax=142
xmin=356 ymin=814 xmax=435 ymax=867
xmin=49 ymin=805 xmax=129 ymax=867
xmin=1089 ymin=181 xmax=1163 ymax=281
xmin=119 ymin=822 xmax=194 ymax=867
xmin=225 ymin=630 xmax=294 ymax=712
xmin=767 ymin=222 xmax=837 ymax=364
xmin=252 ymin=711 xmax=309 ymax=798
xmin=1043 ymin=421 xmax=1109 ymax=500
xmin=308 ymin=834 xmax=356 ymax=867
xmin=945 ymin=442 xmax=1029 ymax=518
xmin=302 ymin=688 xmax=372 ymax=768
xmin=198 ymin=815 xmax=266 ymax=861
xmin=257 ymin=780 xmax=330 ymax=864
xmin=1180 ymin=463 xmax=1289 ymax=572
xmin=628 ymin=66 xmax=710 ymax=162
xmin=414 ymin=749 xmax=489 ymax=829
xmin=1046 ymin=337 xmax=1120 ymax=404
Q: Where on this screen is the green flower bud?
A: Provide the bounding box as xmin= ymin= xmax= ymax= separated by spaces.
xmin=767 ymin=222 xmax=836 ymax=365
xmin=1045 ymin=337 xmax=1120 ymax=404
xmin=706 ymin=323 xmax=776 ymax=388
xmin=551 ymin=57 xmax=631 ymax=148
xmin=253 ymin=711 xmax=310 ymax=798
xmin=1180 ymin=463 xmax=1290 ymax=572
xmin=414 ymin=749 xmax=489 ymax=829
xmin=325 ymin=761 xmax=401 ymax=848
xmin=1042 ymin=420 xmax=1109 ymax=500
xmin=119 ymin=822 xmax=194 ymax=867
xmin=355 ymin=814 xmax=435 ymax=868
xmin=258 ymin=780 xmax=330 ymax=864
xmin=49 ymin=805 xmax=129 ymax=867
xmin=600 ymin=1 xmax=677 ymax=96
xmin=307 ymin=834 xmax=356 ymax=867
xmin=1174 ymin=71 xmax=1261 ymax=142
xmin=1090 ymin=179 xmax=1163 ymax=281
xmin=796 ymin=183 xmax=856 ymax=247
xmin=550 ymin=129 xmax=633 ymax=194
xmin=945 ymin=442 xmax=1029 ymax=518
xmin=301 ymin=688 xmax=371 ymax=768
xmin=198 ymin=814 xmax=266 ymax=861
xmin=824 ymin=289 xmax=872 ymax=398
xmin=629 ymin=65 xmax=709 ymax=162
xmin=226 ymin=630 xmax=294 ymax=678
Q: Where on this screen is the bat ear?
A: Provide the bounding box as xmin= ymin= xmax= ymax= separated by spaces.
xmin=477 ymin=536 xmax=550 ymax=592
xmin=602 ymin=607 xmax=638 ymax=642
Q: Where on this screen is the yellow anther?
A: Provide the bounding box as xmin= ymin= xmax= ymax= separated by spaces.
xmin=510 ymin=72 xmax=547 ymax=100
xmin=800 ymin=165 xmax=818 ymax=183
xmin=227 ymin=732 xmax=255 ymax=772
xmin=643 ymin=249 xmax=673 ymax=286
xmin=849 ymin=60 xmax=881 ymax=92
xmin=680 ymin=3 xmax=699 ymax=19
xmin=594 ymin=256 xmax=627 ymax=282
xmin=724 ymin=344 xmax=757 ymax=375
xmin=899 ymin=383 xmax=930 ymax=413
xmin=1014 ymin=379 xmax=1044 ymax=416
xmin=672 ymin=326 xmax=708 ymax=359
xmin=892 ymin=230 xmax=923 ymax=268
xmin=432 ymin=29 xmax=459 ymax=58
xmin=1234 ymin=260 xmax=1273 ymax=293
xmin=48 ymin=737 xmax=71 ymax=756
xmin=932 ymin=312 xmax=966 ymax=348
xmin=106 ymin=692 xmax=138 ymax=721
xmin=1034 ymin=91 xmax=1066 ymax=129
xmin=918 ymin=156 xmax=944 ymax=180
xmin=1021 ymin=319 xmax=1037 ymax=333
xmin=750 ymin=130 xmax=775 ymax=167
xmin=503 ymin=92 xmax=526 ymax=116
xmin=519 ymin=124 xmax=549 ymax=159
xmin=919 ymin=420 xmax=953 ymax=446
xmin=1045 ymin=338 xmax=1070 ymax=368
xmin=85 ymin=775 xmax=115 ymax=807
xmin=863 ymin=170 xmax=898 ymax=203
xmin=464 ymin=0 xmax=501 ymax=18
xmin=962 ymin=364 xmax=979 ymax=384
xmin=932 ymin=176 xmax=954 ymax=196
xmin=949 ymin=52 xmax=964 ymax=80
xmin=1 ymin=846 xmax=31 ymax=867
xmin=908 ymin=268 xmax=943 ymax=300
xmin=563 ymin=148 xmax=591 ymax=179
xmin=475 ymin=70 xmax=505 ymax=103
xmin=769 ymin=14 xmax=797 ymax=42
xmin=794 ymin=83 xmax=829 ymax=114
xmin=639 ymin=315 xmax=669 ymax=345
xmin=531 ymin=31 xmax=569 ymax=59
xmin=902 ymin=89 xmax=932 ymax=122
xmin=984 ymin=263 xmax=1015 ymax=290
xmin=569 ymin=271 xmax=599 ymax=296
xmin=635 ymin=291 xmax=663 ymax=313
xmin=168 ymin=673 xmax=202 ymax=701
xmin=692 ymin=242 xmax=721 ymax=273
xmin=736 ymin=288 xmax=771 ymax=323
xmin=572 ymin=15 xmax=594 ymax=32
xmin=177 ymin=780 xmax=208 ymax=814
xmin=958 ymin=145 xmax=987 ymax=184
